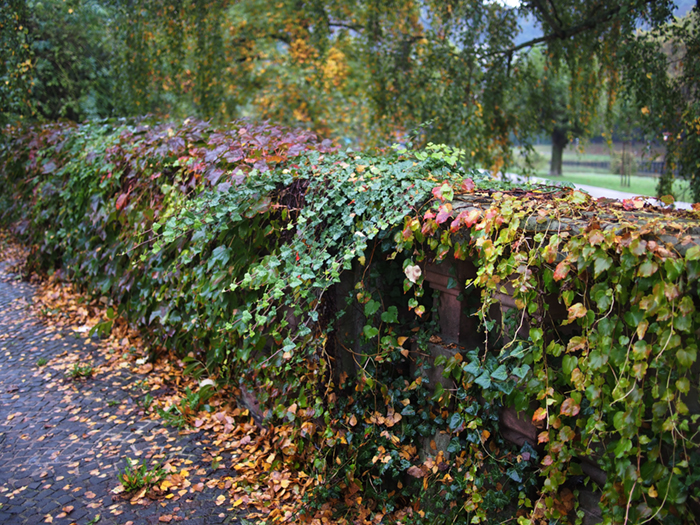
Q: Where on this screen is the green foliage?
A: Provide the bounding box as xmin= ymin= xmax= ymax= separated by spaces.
xmin=2 ymin=118 xmax=699 ymax=524
xmin=0 ymin=0 xmax=33 ymax=124
xmin=36 ymin=357 xmax=47 ymax=366
xmin=0 ymin=0 xmax=121 ymax=123
xmin=399 ymin=180 xmax=700 ymax=524
xmin=515 ymin=48 xmax=598 ymax=177
xmin=118 ymin=457 xmax=165 ymax=493
xmin=28 ymin=0 xmax=118 ymax=120
xmin=157 ymin=386 xmax=214 ymax=428
xmin=3 ymin=0 xmax=697 ymax=199
xmin=67 ymin=362 xmax=93 ymax=379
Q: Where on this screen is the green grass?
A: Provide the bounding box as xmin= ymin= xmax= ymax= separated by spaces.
xmin=535 ymin=170 xmax=691 ymax=201
xmin=532 ymin=144 xmax=614 ymax=163
xmin=67 ymin=362 xmax=94 ymax=379
xmin=531 ymin=144 xmax=664 ymax=165
xmin=515 ymin=145 xmax=690 ymax=201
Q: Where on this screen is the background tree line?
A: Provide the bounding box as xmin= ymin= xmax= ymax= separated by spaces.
xmin=1 ymin=0 xmax=698 ymax=199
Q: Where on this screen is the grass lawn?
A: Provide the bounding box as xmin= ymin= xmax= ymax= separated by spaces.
xmin=531 ymin=144 xmax=665 ymax=165
xmin=516 ymin=144 xmax=690 ymax=201
xmin=532 ymin=144 xmax=614 ymax=163
xmin=535 ymin=170 xmax=692 ymax=201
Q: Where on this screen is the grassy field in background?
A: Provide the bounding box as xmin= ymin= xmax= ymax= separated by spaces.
xmin=535 ymin=171 xmax=691 ymax=201
xmin=532 ymin=144 xmax=613 ymax=163
xmin=524 ymin=143 xmax=691 ymax=201
xmin=531 ymin=143 xmax=665 ymax=166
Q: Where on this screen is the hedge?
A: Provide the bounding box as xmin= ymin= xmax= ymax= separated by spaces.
xmin=1 ymin=118 xmax=699 ymax=524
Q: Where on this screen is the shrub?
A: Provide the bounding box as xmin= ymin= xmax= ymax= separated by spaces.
xmin=2 ymin=120 xmax=699 ymax=524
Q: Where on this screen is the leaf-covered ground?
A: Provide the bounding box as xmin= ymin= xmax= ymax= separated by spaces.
xmin=0 ymin=233 xmax=325 ymax=524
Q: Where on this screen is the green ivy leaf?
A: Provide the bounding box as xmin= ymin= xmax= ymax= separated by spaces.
xmin=638 ymin=260 xmax=658 ymax=278
xmin=448 ymin=412 xmax=464 ymax=432
xmin=380 ymin=306 xmax=398 ymax=323
xmin=432 ymin=382 xmax=445 ymax=402
xmin=685 ymin=244 xmax=700 ymax=261
xmin=676 ymin=377 xmax=690 ymax=394
xmin=562 ymin=355 xmax=578 ymax=377
xmin=676 ymin=346 xmax=697 ymax=368
xmin=462 ymin=360 xmax=481 ymax=378
xmin=363 ymin=325 xmax=379 ymax=339
xmin=664 ymin=258 xmax=683 ymax=281
xmin=588 ymin=350 xmax=608 ymax=370
xmin=511 ymin=364 xmax=530 ymax=379
xmin=490 ymin=364 xmax=508 ymax=381
xmin=624 ymin=307 xmax=644 ymax=328
xmin=447 ymin=438 xmax=461 ymax=454
xmin=474 ymin=371 xmax=491 ymax=390
xmin=593 ymin=254 xmax=612 ymax=277
xmin=364 ymin=300 xmax=380 ymax=317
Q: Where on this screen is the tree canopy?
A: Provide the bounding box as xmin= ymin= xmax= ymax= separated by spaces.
xmin=2 ymin=0 xmax=699 ymax=198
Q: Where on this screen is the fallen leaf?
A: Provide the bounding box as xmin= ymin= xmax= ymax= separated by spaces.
xmin=407 ymin=466 xmax=424 ymax=478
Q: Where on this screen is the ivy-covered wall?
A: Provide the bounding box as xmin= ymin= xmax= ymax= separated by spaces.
xmin=1 ymin=118 xmax=699 ymax=524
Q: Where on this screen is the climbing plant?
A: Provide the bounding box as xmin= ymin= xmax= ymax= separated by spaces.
xmin=1 ymin=119 xmax=699 ymax=524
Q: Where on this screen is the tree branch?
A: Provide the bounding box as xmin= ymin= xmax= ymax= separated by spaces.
xmin=487 ymin=0 xmax=658 ymax=57
xmin=530 ymin=0 xmax=564 ymax=38
xmin=328 ymin=21 xmax=363 ymax=32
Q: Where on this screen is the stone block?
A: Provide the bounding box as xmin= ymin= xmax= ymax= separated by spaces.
xmin=499 ymin=406 xmax=538 ymax=447
xmin=424 ymin=259 xmax=480 ymax=348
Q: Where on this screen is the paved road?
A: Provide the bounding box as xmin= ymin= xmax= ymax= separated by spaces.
xmin=0 ymin=261 xmax=250 ymax=525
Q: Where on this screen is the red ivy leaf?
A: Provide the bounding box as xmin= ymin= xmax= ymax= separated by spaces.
xmin=559 ymin=398 xmax=580 ymax=417
xmin=450 ymin=210 xmax=477 ymax=232
xmin=435 ymin=204 xmax=453 ymax=225
xmin=116 ymin=193 xmax=128 ymax=211
xmin=553 ymin=261 xmax=570 ymax=281
xmin=464 ymin=209 xmax=480 ymax=228
xmin=532 ymin=407 xmax=547 ymax=423
xmin=461 ymin=178 xmax=475 ymax=192
xmin=567 ymin=303 xmax=588 ymax=320
xmin=421 ymin=220 xmax=437 ymax=236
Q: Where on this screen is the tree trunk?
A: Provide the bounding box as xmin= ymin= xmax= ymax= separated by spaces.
xmin=550 ymin=128 xmax=568 ymax=176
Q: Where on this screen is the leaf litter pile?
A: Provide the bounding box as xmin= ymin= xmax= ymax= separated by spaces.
xmin=0 ymin=231 xmax=330 ymax=523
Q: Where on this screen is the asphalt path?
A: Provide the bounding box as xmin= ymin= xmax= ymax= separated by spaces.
xmin=0 ymin=261 xmax=251 ymax=525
